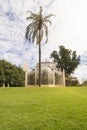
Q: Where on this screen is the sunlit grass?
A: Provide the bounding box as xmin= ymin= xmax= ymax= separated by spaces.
xmin=0 ymin=87 xmax=87 ymax=130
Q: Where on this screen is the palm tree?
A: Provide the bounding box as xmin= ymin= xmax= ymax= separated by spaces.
xmin=25 ymin=6 xmax=54 ymax=87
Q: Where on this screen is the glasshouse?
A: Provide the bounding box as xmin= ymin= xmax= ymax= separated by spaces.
xmin=25 ymin=62 xmax=65 ymax=86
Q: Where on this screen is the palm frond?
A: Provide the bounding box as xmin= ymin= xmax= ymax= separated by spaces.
xmin=43 ymin=24 xmax=48 ymax=44
xmin=26 ymin=23 xmax=38 ymax=38
xmin=26 ymin=16 xmax=34 ymax=20
xmin=25 ymin=27 xmax=33 ymax=41
xmin=44 ymin=14 xmax=55 ymax=20
xmin=31 ymin=13 xmax=39 ymax=20
xmin=32 ymin=28 xmax=38 ymax=43
xmin=25 ymin=29 xmax=29 ymax=40
xmin=44 ymin=19 xmax=52 ymax=25
xmin=28 ymin=30 xmax=33 ymax=42
xmin=27 ymin=10 xmax=40 ymax=20
xmin=26 ymin=22 xmax=35 ymax=30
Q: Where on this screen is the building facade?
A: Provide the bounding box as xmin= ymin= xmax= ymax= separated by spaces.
xmin=28 ymin=62 xmax=65 ymax=86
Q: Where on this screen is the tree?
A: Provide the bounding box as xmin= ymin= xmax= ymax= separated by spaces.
xmin=51 ymin=45 xmax=80 ymax=76
xmin=65 ymin=76 xmax=80 ymax=86
xmin=82 ymin=80 xmax=87 ymax=86
xmin=0 ymin=60 xmax=25 ymax=87
xmin=25 ymin=7 xmax=54 ymax=87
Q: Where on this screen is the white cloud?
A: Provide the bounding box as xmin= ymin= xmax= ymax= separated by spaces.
xmin=0 ymin=0 xmax=87 ymax=82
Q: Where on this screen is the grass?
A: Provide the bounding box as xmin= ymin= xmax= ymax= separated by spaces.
xmin=0 ymin=87 xmax=87 ymax=130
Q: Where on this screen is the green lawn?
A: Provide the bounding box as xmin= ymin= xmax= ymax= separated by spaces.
xmin=0 ymin=87 xmax=87 ymax=130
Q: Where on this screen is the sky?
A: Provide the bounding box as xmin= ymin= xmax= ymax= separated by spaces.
xmin=0 ymin=0 xmax=87 ymax=83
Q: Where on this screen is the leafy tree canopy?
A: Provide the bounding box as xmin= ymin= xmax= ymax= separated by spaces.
xmin=50 ymin=45 xmax=80 ymax=75
xmin=0 ymin=60 xmax=25 ymax=87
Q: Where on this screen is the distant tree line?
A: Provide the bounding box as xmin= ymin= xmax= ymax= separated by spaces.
xmin=0 ymin=60 xmax=24 ymax=87
xmin=81 ymin=80 xmax=87 ymax=86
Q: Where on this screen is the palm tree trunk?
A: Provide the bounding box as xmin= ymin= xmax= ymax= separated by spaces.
xmin=39 ymin=29 xmax=41 ymax=87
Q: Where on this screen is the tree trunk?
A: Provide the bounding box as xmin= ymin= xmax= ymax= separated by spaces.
xmin=39 ymin=29 xmax=41 ymax=87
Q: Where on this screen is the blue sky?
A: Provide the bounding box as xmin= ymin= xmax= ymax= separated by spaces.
xmin=0 ymin=0 xmax=87 ymax=82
